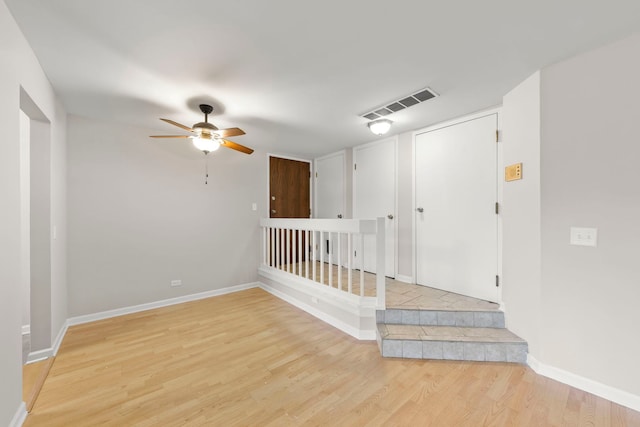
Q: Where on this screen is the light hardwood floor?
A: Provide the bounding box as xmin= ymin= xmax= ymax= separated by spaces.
xmin=25 ymin=288 xmax=640 ymax=426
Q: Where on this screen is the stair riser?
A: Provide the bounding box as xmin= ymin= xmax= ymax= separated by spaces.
xmin=377 ymin=309 xmax=504 ymax=328
xmin=380 ymin=338 xmax=527 ymax=363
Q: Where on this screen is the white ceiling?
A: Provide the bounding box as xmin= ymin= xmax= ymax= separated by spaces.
xmin=6 ymin=0 xmax=640 ymax=157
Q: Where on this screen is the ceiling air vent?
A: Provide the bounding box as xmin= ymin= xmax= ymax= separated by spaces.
xmin=360 ymin=87 xmax=438 ymax=120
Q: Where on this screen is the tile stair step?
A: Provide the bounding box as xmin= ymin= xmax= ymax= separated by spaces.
xmin=376 ymin=324 xmax=528 ymax=363
xmin=377 ymin=308 xmax=505 ymax=328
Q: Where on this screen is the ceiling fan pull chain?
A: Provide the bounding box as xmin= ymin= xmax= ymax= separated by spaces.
xmin=204 ymin=154 xmax=209 ymax=185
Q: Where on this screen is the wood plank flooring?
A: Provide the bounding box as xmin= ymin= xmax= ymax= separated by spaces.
xmin=24 ymin=288 xmax=640 ymax=426
xmin=23 ymin=358 xmax=54 ymax=412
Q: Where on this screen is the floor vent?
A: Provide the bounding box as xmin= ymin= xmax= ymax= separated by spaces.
xmin=361 ymin=87 xmax=438 ymax=120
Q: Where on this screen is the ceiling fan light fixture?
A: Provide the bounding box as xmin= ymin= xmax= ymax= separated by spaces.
xmin=191 ymin=136 xmax=220 ymax=153
xmin=368 ymin=119 xmax=392 ymax=136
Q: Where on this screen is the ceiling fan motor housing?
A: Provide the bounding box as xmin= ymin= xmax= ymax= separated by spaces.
xmin=193 ymin=121 xmax=218 ymax=135
xmin=199 ymin=104 xmax=214 ymax=115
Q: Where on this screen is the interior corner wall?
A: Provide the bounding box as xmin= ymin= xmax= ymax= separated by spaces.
xmin=501 ymin=71 xmax=541 ymax=356
xmin=0 ymin=2 xmax=68 ymax=424
xmin=539 ymin=33 xmax=640 ymax=396
xmin=67 ymin=116 xmax=268 ymax=317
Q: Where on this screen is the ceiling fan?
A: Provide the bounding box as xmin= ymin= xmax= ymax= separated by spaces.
xmin=150 ymin=104 xmax=253 ymax=155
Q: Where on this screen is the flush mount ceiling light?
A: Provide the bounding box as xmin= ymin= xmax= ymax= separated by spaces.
xmin=368 ymin=119 xmax=392 ymax=136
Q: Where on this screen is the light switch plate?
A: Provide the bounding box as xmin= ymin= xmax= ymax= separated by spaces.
xmin=570 ymin=227 xmax=597 ymax=247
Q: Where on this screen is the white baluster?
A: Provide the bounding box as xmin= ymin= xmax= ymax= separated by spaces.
xmin=347 ymin=232 xmax=352 ymax=294
xmin=337 ymin=232 xmax=342 ymax=291
xmin=319 ymin=231 xmax=324 ymax=285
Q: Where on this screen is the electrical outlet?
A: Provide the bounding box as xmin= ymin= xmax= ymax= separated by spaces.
xmin=570 ymin=227 xmax=597 ymax=247
xmin=170 ymin=279 xmax=182 ymax=287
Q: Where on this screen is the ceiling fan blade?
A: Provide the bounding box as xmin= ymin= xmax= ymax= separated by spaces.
xmin=220 ymin=139 xmax=254 ymax=154
xmin=150 ymin=135 xmax=191 ymax=138
xmin=160 ymin=118 xmax=194 ymax=132
xmin=211 ymin=127 xmax=246 ymax=138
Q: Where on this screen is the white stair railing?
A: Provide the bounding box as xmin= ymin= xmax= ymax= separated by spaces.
xmin=259 ymin=217 xmax=386 ymax=309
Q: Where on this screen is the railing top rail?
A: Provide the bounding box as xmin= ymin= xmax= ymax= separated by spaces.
xmin=260 ymin=217 xmax=378 ymax=234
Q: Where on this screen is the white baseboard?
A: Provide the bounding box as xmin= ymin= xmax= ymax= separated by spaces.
xmin=527 ymin=354 xmax=640 ymax=412
xmin=258 ymin=281 xmax=376 ymax=341
xmin=394 ymin=274 xmax=413 ymax=284
xmin=9 ymin=402 xmax=27 ymax=427
xmin=21 ymin=325 xmax=30 ymax=336
xmin=26 ymin=347 xmax=53 ymax=364
xmin=67 ymin=282 xmax=260 ymax=327
xmin=52 ymin=320 xmax=69 ymax=356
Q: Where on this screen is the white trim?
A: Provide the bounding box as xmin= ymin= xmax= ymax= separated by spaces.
xmin=267 ymin=152 xmax=312 ymax=163
xmin=394 ymin=274 xmax=413 ymax=284
xmin=258 ymin=266 xmax=377 ymax=315
xmin=52 ymin=321 xmax=68 ymax=356
xmin=258 ymin=281 xmax=376 ymax=341
xmin=26 ymin=348 xmax=53 ymax=364
xmin=67 ymin=282 xmax=259 ymax=327
xmin=412 ymin=106 xmax=502 ymax=138
xmin=527 ymin=355 xmax=640 ymax=412
xmin=21 ymin=325 xmax=30 ymax=335
xmin=9 ymin=402 xmax=27 ymax=427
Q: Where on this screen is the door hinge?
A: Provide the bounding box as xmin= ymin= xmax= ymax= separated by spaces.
xmin=315 ymin=172 xmax=318 ymax=178
xmin=354 ymin=250 xmax=357 ymax=257
xmin=496 ymin=275 xmax=500 ymax=287
xmin=495 ymin=202 xmax=499 ymax=215
xmin=354 ymin=163 xmax=357 ymax=171
xmin=496 ymin=130 xmax=500 ymax=142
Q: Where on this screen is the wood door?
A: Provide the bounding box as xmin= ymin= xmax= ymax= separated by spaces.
xmin=269 ymin=157 xmax=310 ymax=265
xmin=415 ymin=113 xmax=499 ymax=302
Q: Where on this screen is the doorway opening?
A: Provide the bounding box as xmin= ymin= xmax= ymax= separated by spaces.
xmin=20 ymin=88 xmax=53 ymax=411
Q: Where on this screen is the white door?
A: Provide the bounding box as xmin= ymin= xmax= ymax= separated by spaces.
xmin=353 ymin=138 xmax=396 ymax=277
xmin=314 ymin=151 xmax=345 ymax=219
xmin=415 ymin=114 xmax=498 ymax=302
xmin=315 ymin=151 xmax=346 ymax=263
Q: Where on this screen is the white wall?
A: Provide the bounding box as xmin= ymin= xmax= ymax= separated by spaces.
xmin=67 ymin=116 xmax=268 ymax=316
xmin=539 ymin=33 xmax=640 ymax=396
xmin=0 ymin=1 xmax=67 ymax=424
xmin=19 ymin=110 xmax=31 ymax=331
xmin=501 ymin=72 xmax=542 ymax=355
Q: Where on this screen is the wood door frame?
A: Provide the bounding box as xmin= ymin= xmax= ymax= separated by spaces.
xmin=267 ymin=153 xmax=313 ymax=217
xmin=352 ymin=136 xmax=399 ymax=278
xmin=411 ymin=107 xmax=503 ymax=304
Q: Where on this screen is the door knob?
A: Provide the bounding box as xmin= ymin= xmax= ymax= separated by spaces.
xmin=417 ymin=207 xmax=424 ymax=213
xmin=337 ymin=214 xmax=343 ymax=219
xmin=387 ymin=214 xmax=394 ymax=219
